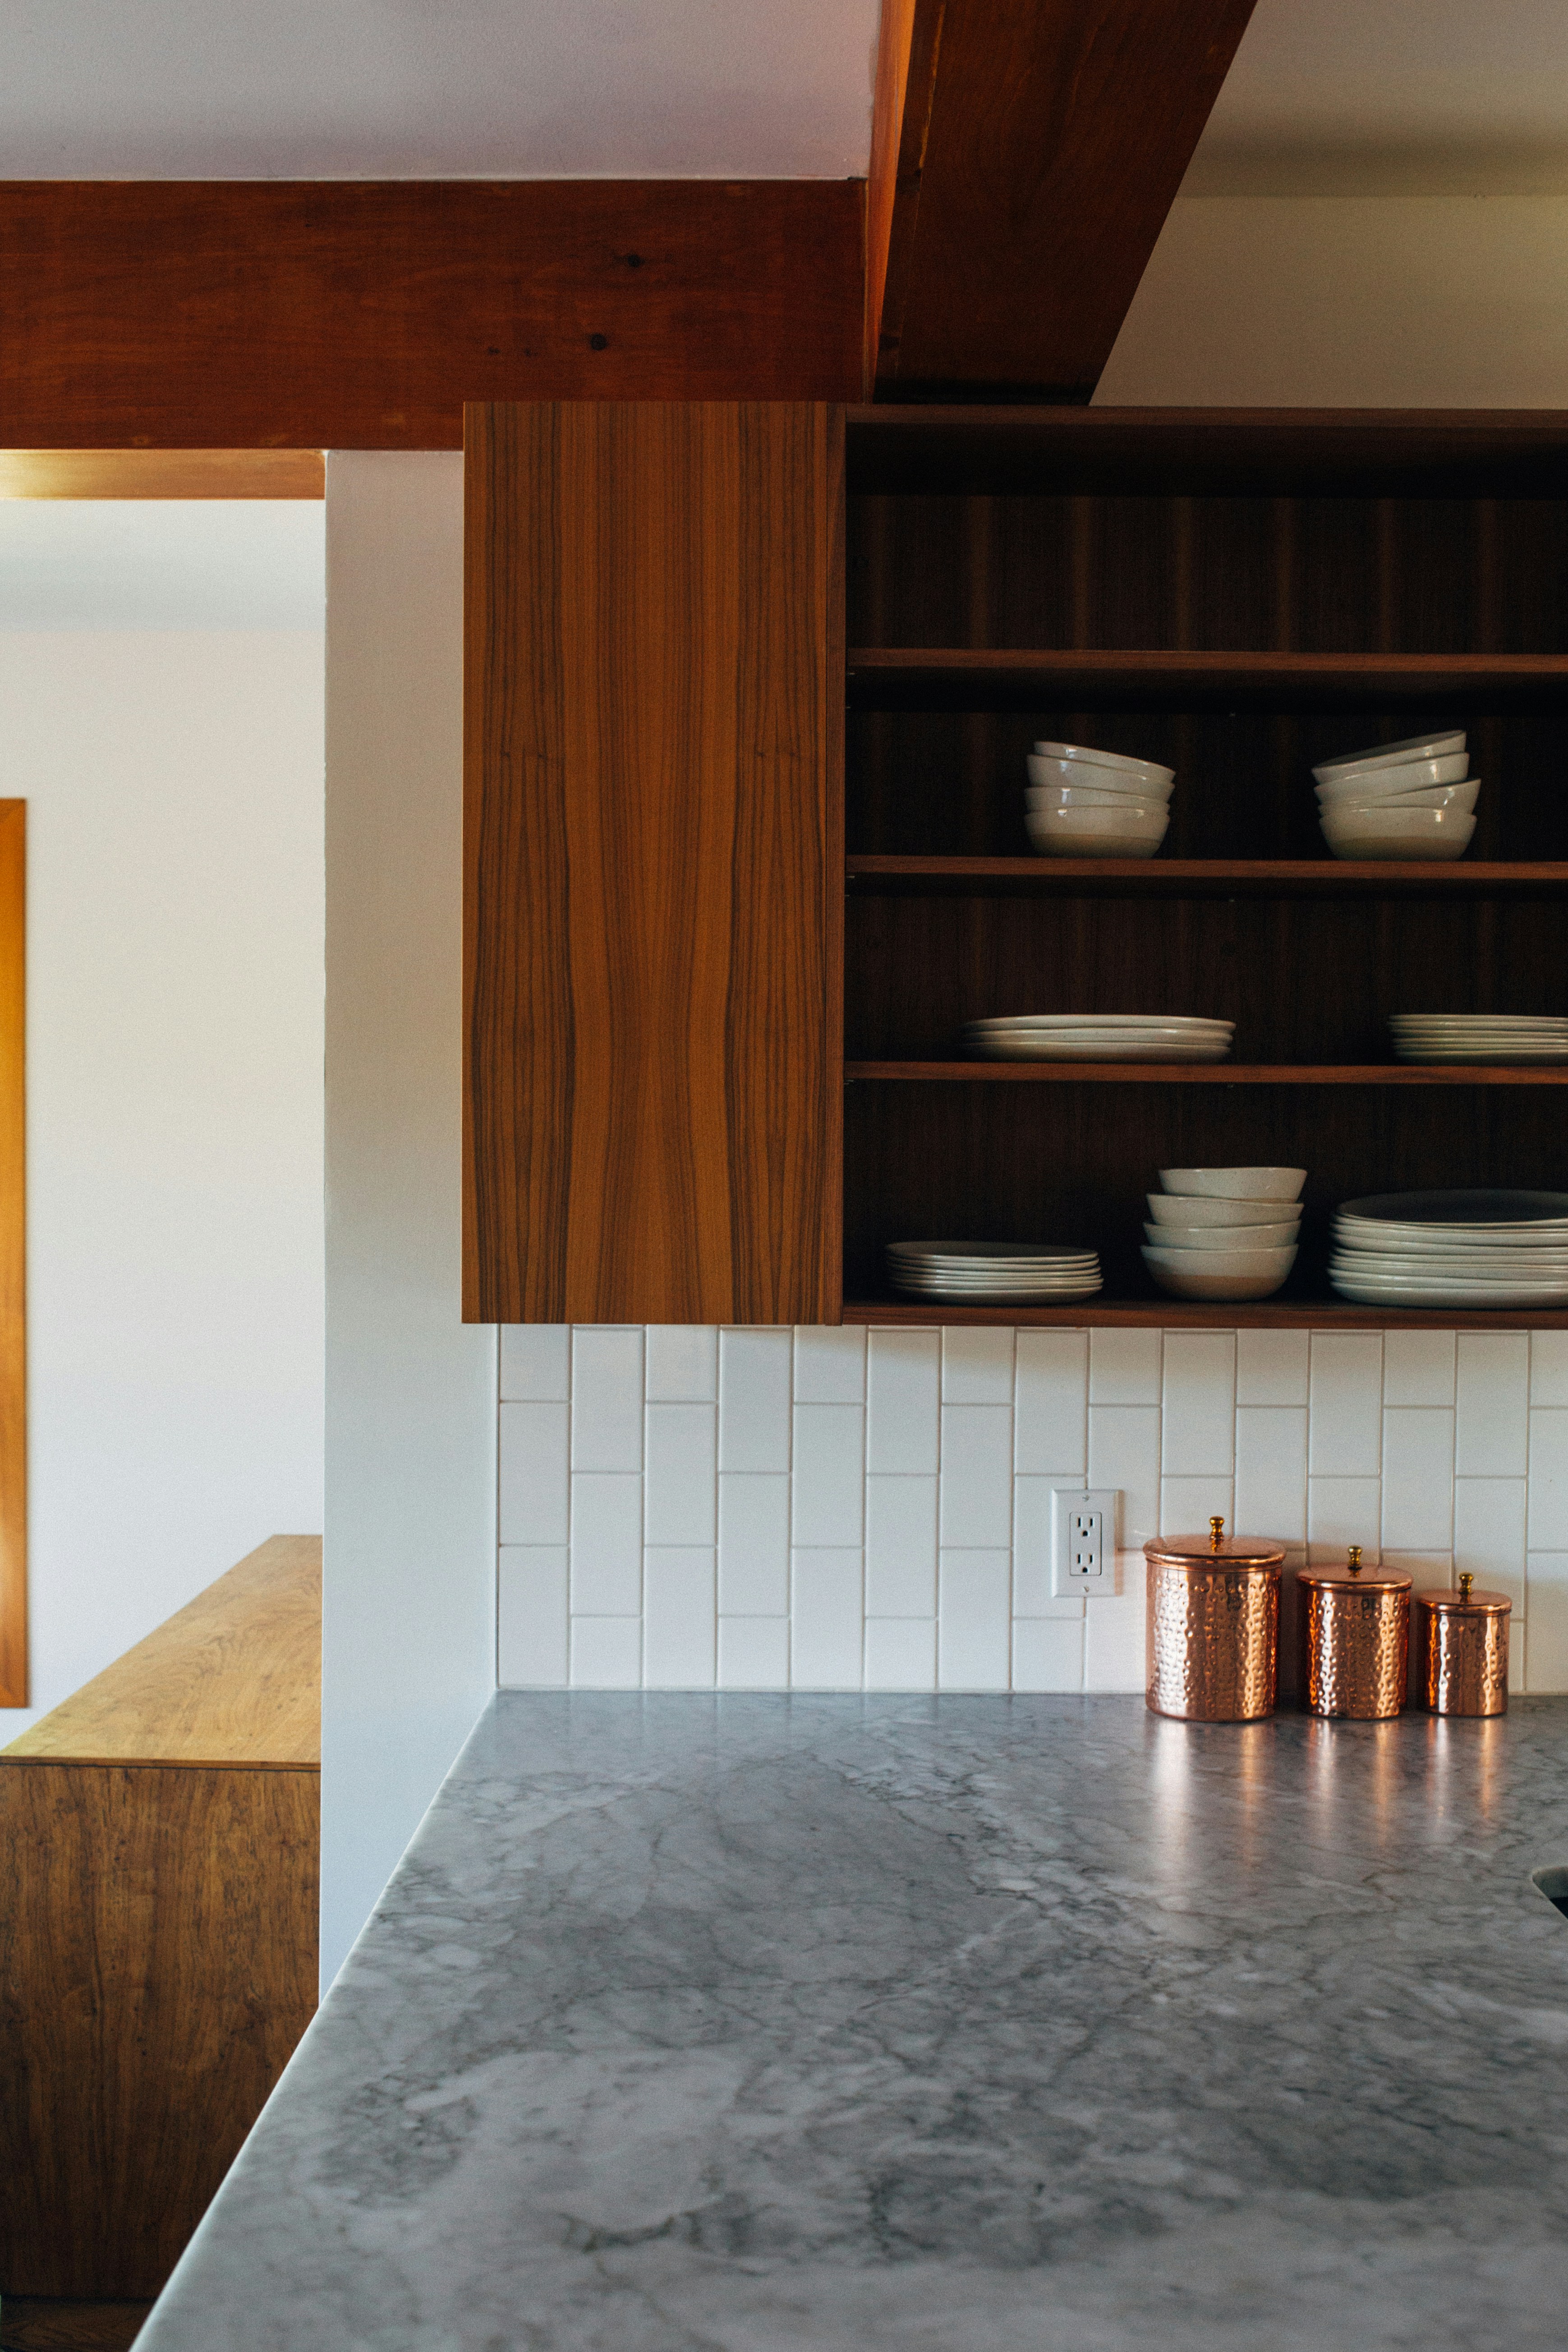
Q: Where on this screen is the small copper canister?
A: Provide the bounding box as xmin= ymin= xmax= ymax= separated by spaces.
xmin=1298 ymin=1546 xmax=1411 ymax=1719
xmin=1416 ymin=1573 xmax=1511 ymax=1716
xmin=1145 ymin=1517 xmax=1284 ymax=1721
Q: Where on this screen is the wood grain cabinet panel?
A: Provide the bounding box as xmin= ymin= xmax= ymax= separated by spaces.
xmin=464 ymin=401 xmax=845 ymax=1325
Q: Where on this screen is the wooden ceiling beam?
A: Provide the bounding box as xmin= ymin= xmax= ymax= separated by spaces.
xmin=867 ymin=0 xmax=1259 ymax=402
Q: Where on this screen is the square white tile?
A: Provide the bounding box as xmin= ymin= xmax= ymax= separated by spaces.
xmin=1526 ymin=1554 xmax=1568 ymax=1692
xmin=794 ymin=1326 xmax=867 ymax=1404
xmin=644 ymin=1402 xmax=718 ymax=1545
xmin=791 ymin=1403 xmax=866 ymax=1547
xmin=717 ymin=1473 xmax=790 ymax=1616
xmin=1308 ymin=1334 xmax=1383 ymax=1476
xmin=939 ymin=1404 xmax=1014 ymax=1547
xmin=942 ymin=1326 xmax=1016 ymax=1404
xmin=1455 ymin=1335 xmax=1529 ymax=1477
xmin=569 ymin=1617 xmax=643 ymax=1689
xmin=569 ymin=1473 xmax=644 ymax=1614
xmin=1160 ymin=1475 xmax=1235 ymax=1539
xmin=938 ymin=1550 xmax=1011 ymax=1688
xmin=1012 ymin=1614 xmax=1085 ymax=1693
xmin=1381 ymin=1330 xmax=1455 ymax=1408
xmin=864 ymin=1617 xmax=937 ymax=1691
xmin=717 ymin=1616 xmax=790 ymax=1689
xmin=1086 ymin=1404 xmax=1161 ymax=1545
xmin=1527 ymin=1410 xmax=1568 ymax=1550
xmin=1233 ymin=1407 xmax=1309 ymax=1547
xmin=1530 ymin=1332 xmax=1568 ymax=1408
xmin=497 ymin=1545 xmax=569 ymax=1686
xmin=865 ymin=1475 xmax=938 ymax=1616
xmin=790 ymin=1549 xmax=864 ymax=1688
xmin=571 ymin=1329 xmax=644 ymax=1472
xmin=717 ymin=1328 xmax=793 ymax=1473
xmin=1089 ymin=1328 xmax=1162 ymax=1405
xmin=1161 ymin=1331 xmax=1236 ymax=1474
xmin=499 ymin=1326 xmax=571 ymax=1403
xmin=644 ymin=1326 xmax=718 ymax=1403
xmin=1235 ymin=1329 xmax=1309 ymax=1407
xmin=498 ymin=1400 xmax=569 ymax=1547
xmin=1083 ymin=1568 xmax=1146 ymax=1693
xmin=1307 ymin=1476 xmax=1383 ymax=1563
xmin=867 ymin=1328 xmax=941 ymax=1474
xmin=1453 ymin=1478 xmax=1527 ymax=1613
xmin=1380 ymin=1409 xmax=1455 ymax=1552
xmin=643 ymin=1548 xmax=717 ymax=1687
xmin=1014 ymin=1330 xmax=1088 ymax=1474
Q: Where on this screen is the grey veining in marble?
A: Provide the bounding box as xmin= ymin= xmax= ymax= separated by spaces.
xmin=142 ymin=1695 xmax=1568 ymax=2349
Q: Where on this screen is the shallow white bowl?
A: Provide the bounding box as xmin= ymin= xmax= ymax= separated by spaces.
xmin=1026 ymin=754 xmax=1176 ymax=801
xmin=1142 ymin=1244 xmax=1297 ymax=1301
xmin=1313 ymin=731 xmax=1465 ymax=785
xmin=1323 ymin=781 xmax=1479 ymax=816
xmin=1320 ymin=806 xmax=1476 ymax=862
xmin=1025 ymin=782 xmax=1170 ymax=815
xmin=1145 ymin=1192 xmax=1296 ymax=1228
xmin=1033 ymin=741 xmax=1174 ymax=787
xmin=1159 ymin=1165 xmax=1307 ymax=1202
xmin=1026 ymin=806 xmax=1168 ymax=858
xmin=1315 ymin=752 xmax=1469 ymax=801
xmin=1144 ymin=1220 xmax=1300 ymax=1250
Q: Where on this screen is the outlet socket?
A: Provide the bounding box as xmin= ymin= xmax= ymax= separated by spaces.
xmin=1051 ymin=1488 xmax=1118 ymax=1597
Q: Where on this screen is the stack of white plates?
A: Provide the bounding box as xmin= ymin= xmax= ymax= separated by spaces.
xmin=963 ymin=1013 xmax=1233 ymax=1063
xmin=1024 ymin=740 xmax=1173 ymax=859
xmin=1141 ymin=1166 xmax=1305 ymax=1300
xmin=1330 ymin=1190 xmax=1568 ymax=1308
xmin=1313 ymin=730 xmax=1477 ymax=861
xmin=886 ymin=1240 xmax=1102 ymax=1303
xmin=1389 ymin=1013 xmax=1568 ymax=1066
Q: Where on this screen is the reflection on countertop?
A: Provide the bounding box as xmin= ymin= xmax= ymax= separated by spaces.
xmin=140 ymin=1694 xmax=1568 ymax=2352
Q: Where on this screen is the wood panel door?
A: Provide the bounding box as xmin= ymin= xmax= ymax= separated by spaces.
xmin=464 ymin=402 xmax=845 ymax=1324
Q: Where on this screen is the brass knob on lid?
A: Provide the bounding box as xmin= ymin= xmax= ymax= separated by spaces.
xmin=1347 ymin=1545 xmax=1363 ymax=1577
xmin=1459 ymin=1571 xmax=1474 ymax=1604
xmin=1209 ymin=1515 xmax=1225 ymax=1551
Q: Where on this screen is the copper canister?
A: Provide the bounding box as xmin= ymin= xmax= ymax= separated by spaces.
xmin=1298 ymin=1546 xmax=1411 ymax=1719
xmin=1416 ymin=1573 xmax=1511 ymax=1716
xmin=1145 ymin=1517 xmax=1285 ymax=1721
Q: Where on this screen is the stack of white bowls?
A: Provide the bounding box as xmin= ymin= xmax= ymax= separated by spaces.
xmin=1315 ymin=729 xmax=1477 ymax=861
xmin=963 ymin=1013 xmax=1232 ymax=1063
xmin=1389 ymin=1013 xmax=1568 ymax=1066
xmin=1025 ymin=740 xmax=1173 ymax=858
xmin=1142 ymin=1167 xmax=1306 ymax=1300
xmin=1329 ymin=1190 xmax=1568 ymax=1308
xmin=887 ymin=1239 xmax=1102 ymax=1304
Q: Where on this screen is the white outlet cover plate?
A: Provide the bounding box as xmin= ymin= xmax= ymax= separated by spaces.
xmin=1050 ymin=1488 xmax=1120 ymax=1598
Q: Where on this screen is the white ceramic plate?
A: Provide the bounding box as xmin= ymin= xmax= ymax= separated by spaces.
xmin=1145 ymin=1193 xmax=1297 ymax=1228
xmin=1160 ymin=1166 xmax=1307 ymax=1202
xmin=969 ymin=1038 xmax=1232 ymax=1061
xmin=1338 ymin=1189 xmax=1568 ymax=1226
xmin=1313 ymin=731 xmax=1465 ymax=784
xmin=1331 ymin=1275 xmax=1568 ymax=1307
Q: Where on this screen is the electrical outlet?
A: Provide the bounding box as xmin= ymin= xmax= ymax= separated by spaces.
xmin=1051 ymin=1489 xmax=1118 ymax=1597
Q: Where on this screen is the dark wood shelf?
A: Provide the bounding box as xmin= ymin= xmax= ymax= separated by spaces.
xmin=846 ymin=647 xmax=1568 ymax=713
xmin=844 ymin=1298 xmax=1568 ymax=1330
xmin=846 ymin=855 xmax=1568 ymax=897
xmin=846 ymin=1060 xmax=1568 ymax=1086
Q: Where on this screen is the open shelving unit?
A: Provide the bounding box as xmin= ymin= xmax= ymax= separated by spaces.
xmin=838 ymin=406 xmax=1568 ymax=1330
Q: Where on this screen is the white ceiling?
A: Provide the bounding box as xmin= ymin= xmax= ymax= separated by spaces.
xmin=0 ymin=505 xmax=325 ymax=630
xmin=0 ymin=0 xmax=880 ymax=178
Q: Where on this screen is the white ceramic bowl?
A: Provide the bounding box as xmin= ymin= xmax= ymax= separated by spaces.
xmin=1033 ymin=741 xmax=1174 ymax=787
xmin=1026 ymin=754 xmax=1176 ymax=801
xmin=1026 ymin=784 xmax=1169 ymax=816
xmin=1026 ymin=805 xmax=1168 ymax=858
xmin=1315 ymin=752 xmax=1469 ymax=800
xmin=1313 ymin=731 xmax=1465 ymax=785
xmin=1159 ymin=1165 xmax=1307 ymax=1202
xmin=1322 ymin=780 xmax=1479 ymax=816
xmin=1320 ymin=806 xmax=1476 ymax=862
xmin=1145 ymin=1192 xmax=1297 ymax=1228
xmin=1144 ymin=1220 xmax=1300 ymax=1250
xmin=1142 ymin=1244 xmax=1297 ymax=1301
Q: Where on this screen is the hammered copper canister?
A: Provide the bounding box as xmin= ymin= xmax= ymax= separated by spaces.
xmin=1145 ymin=1518 xmax=1285 ymax=1721
xmin=1416 ymin=1574 xmax=1511 ymax=1716
xmin=1298 ymin=1547 xmax=1411 ymax=1720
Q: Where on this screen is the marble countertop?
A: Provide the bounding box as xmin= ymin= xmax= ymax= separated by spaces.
xmin=142 ymin=1694 xmax=1568 ymax=2350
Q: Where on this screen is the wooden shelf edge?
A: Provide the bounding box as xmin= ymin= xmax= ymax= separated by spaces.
xmin=846 ymin=856 xmax=1568 ymax=895
xmin=848 ymin=648 xmax=1568 ymax=677
xmin=845 ymin=1061 xmax=1568 ymax=1086
xmin=843 ymin=1299 xmax=1568 ymax=1330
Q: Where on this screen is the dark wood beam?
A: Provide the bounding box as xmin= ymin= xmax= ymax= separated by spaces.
xmin=868 ymin=0 xmax=1258 ymax=402
xmin=0 ymin=181 xmax=864 ymax=449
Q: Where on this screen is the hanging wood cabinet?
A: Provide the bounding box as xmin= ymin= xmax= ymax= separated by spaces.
xmin=464 ymin=403 xmax=1568 ymax=1330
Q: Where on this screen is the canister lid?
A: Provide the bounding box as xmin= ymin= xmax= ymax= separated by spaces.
xmin=1144 ymin=1515 xmax=1285 ymax=1571
xmin=1298 ymin=1544 xmax=1412 ymax=1596
xmin=1416 ymin=1571 xmax=1511 ymax=1616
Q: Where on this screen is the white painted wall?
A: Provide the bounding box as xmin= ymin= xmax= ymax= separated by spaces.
xmin=1099 ymin=197 xmax=1568 ymax=406
xmin=322 ymin=453 xmax=495 ymax=1989
xmin=0 ymin=595 xmax=325 ymax=1733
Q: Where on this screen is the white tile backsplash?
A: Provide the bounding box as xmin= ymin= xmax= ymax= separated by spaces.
xmin=497 ymin=1326 xmax=1568 ymax=1692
